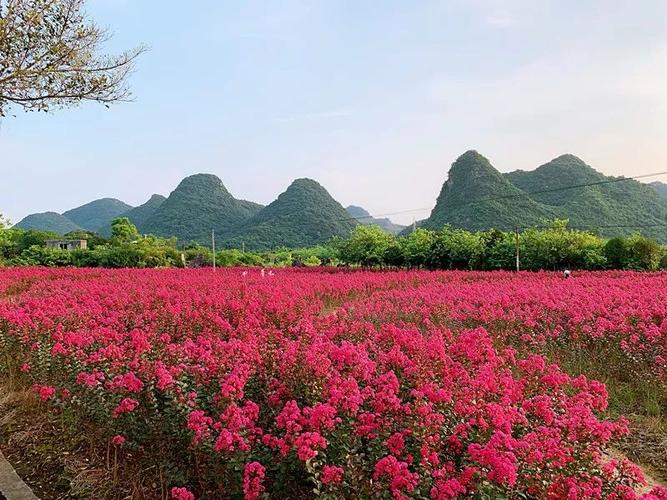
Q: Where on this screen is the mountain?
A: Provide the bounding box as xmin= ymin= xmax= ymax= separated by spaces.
xmin=419 ymin=150 xmax=556 ymax=232
xmin=14 ymin=212 xmax=81 ymax=235
xmin=142 ymin=174 xmax=263 ymax=244
xmin=346 ymin=205 xmax=406 ymax=235
xmin=649 ymin=181 xmax=667 ymax=203
xmin=225 ymin=178 xmax=357 ymax=249
xmin=505 ymin=155 xmax=667 ymax=240
xmin=415 ymin=150 xmax=667 ymax=241
xmin=63 ymin=198 xmax=133 ymax=232
xmin=122 ymin=194 xmax=166 ymax=232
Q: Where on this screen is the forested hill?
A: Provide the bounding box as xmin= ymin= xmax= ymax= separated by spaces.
xmin=419 ymin=150 xmax=556 ymax=232
xmin=650 ymin=181 xmax=667 ymax=203
xmin=141 ymin=174 xmax=263 ymax=244
xmin=13 ymin=154 xmax=667 ymax=244
xmin=121 ymin=194 xmax=166 ymax=232
xmin=417 ymin=151 xmax=667 ymax=241
xmin=63 ymin=198 xmax=132 ymax=232
xmin=225 ymin=178 xmax=357 ymax=249
xmin=14 ymin=212 xmax=81 ymax=234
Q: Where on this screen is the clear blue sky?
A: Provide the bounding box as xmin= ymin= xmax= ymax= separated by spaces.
xmin=3 ymin=0 xmax=667 ymax=224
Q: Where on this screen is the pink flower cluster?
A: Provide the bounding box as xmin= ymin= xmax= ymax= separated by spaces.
xmin=0 ymin=267 xmax=665 ymax=499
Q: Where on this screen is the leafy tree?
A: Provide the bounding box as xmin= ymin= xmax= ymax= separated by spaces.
xmin=111 ymin=217 xmax=140 ymax=243
xmin=625 ymin=234 xmax=661 ymax=271
xmin=604 ymin=237 xmax=627 ymax=269
xmin=10 ymin=245 xmax=72 ymax=266
xmin=303 ymin=255 xmax=321 ymax=267
xmin=427 ymin=226 xmax=485 ymax=270
xmin=0 ymin=214 xmax=10 ymax=264
xmin=0 ymin=0 xmax=145 ymax=116
xmin=401 ymin=228 xmax=435 ymax=269
xmin=337 ymin=225 xmax=393 ymax=267
xmin=517 ymin=220 xmax=606 ymax=271
xmin=14 ymin=228 xmax=58 ymax=252
xmin=383 ymin=241 xmax=405 ymax=268
xmin=184 ymin=246 xmax=212 ymax=268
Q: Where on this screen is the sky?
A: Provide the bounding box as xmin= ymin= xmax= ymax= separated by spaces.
xmin=2 ymin=0 xmax=667 ymax=225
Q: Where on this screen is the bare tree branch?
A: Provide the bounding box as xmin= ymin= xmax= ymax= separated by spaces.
xmin=0 ymin=0 xmax=146 ymax=116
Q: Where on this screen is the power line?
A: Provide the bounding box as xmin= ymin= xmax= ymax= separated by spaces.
xmin=338 ymin=169 xmax=667 ymax=226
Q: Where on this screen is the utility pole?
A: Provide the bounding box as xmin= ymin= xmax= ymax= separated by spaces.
xmin=515 ymin=226 xmax=520 ymax=272
xmin=412 ymin=217 xmax=416 ymax=232
xmin=212 ymin=229 xmax=216 ymax=272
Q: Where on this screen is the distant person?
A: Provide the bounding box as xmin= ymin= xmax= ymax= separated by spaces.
xmin=564 ymin=269 xmax=571 ymax=279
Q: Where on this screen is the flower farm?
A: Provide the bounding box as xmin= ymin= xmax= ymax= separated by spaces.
xmin=0 ymin=267 xmax=665 ymax=499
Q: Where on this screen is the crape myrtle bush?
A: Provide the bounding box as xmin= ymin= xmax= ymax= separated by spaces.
xmin=0 ymin=268 xmax=666 ymax=499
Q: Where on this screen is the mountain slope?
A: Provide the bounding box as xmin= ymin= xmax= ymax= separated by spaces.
xmin=420 ymin=150 xmax=556 ymax=232
xmin=226 ymin=178 xmax=357 ymax=249
xmin=346 ymin=205 xmax=406 ymax=235
xmin=505 ymin=155 xmax=667 ymax=240
xmin=649 ymin=181 xmax=667 ymax=203
xmin=123 ymin=194 xmax=167 ymax=232
xmin=14 ymin=212 xmax=80 ymax=235
xmin=63 ymin=198 xmax=133 ymax=232
xmin=142 ymin=174 xmax=263 ymax=244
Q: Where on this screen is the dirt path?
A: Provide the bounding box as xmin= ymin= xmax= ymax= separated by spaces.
xmin=608 ymin=447 xmax=666 ymax=493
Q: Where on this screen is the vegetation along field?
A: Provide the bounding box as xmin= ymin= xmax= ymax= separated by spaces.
xmin=0 ymin=267 xmax=665 ymax=499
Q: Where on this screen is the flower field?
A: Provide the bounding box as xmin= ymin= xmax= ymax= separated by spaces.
xmin=0 ymin=268 xmax=666 ymax=499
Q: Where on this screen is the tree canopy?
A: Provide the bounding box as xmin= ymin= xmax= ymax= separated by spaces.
xmin=0 ymin=0 xmax=145 ymax=116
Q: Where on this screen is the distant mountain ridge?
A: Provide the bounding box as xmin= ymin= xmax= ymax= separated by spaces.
xmin=14 ymin=212 xmax=81 ymax=234
xmin=63 ymin=198 xmax=132 ymax=232
xmin=346 ymin=206 xmax=406 ymax=235
xmin=417 ymin=151 xmax=667 ymax=241
xmin=13 ymin=154 xmax=667 ymax=244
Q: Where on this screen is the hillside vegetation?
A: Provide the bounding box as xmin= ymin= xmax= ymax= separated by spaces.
xmin=418 ymin=151 xmax=667 ymax=241
xmin=142 ymin=174 xmax=263 ymax=244
xmin=63 ymin=198 xmax=133 ymax=232
xmin=12 ymin=151 xmax=667 ymax=245
xmin=650 ymin=181 xmax=667 ymax=203
xmin=121 ymin=194 xmax=166 ymax=232
xmin=420 ymin=150 xmax=556 ymax=232
xmin=14 ymin=212 xmax=80 ymax=234
xmin=225 ymin=178 xmax=357 ymax=249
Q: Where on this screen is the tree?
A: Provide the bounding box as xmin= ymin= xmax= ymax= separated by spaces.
xmin=427 ymin=226 xmax=485 ymax=270
xmin=401 ymin=228 xmax=435 ymax=269
xmin=0 ymin=212 xmax=8 ymax=228
xmin=337 ymin=225 xmax=393 ymax=267
xmin=0 ymin=0 xmax=145 ymax=116
xmin=110 ymin=217 xmax=139 ymax=243
xmin=625 ymin=234 xmax=661 ymax=271
xmin=604 ymin=237 xmax=627 ymax=269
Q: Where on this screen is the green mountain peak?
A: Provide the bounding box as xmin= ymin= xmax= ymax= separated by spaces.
xmin=225 ymin=178 xmax=357 ymax=249
xmin=142 ymin=174 xmax=262 ymax=244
